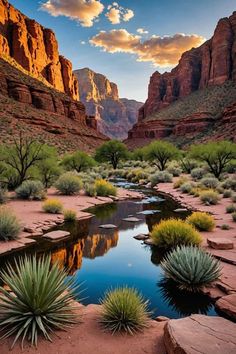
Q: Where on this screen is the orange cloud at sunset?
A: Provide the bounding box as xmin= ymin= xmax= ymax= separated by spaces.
xmin=90 ymin=29 xmax=205 ymax=67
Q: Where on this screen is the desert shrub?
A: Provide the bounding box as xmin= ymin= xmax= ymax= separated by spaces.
xmin=180 ymin=182 xmax=193 ymax=194
xmin=232 ymin=213 xmax=236 ymax=222
xmin=0 ymin=207 xmax=21 ymax=241
xmin=179 ymin=158 xmax=198 ymax=174
xmin=127 ymin=169 xmax=148 ymax=183
xmin=200 ymin=190 xmax=220 ymax=205
xmin=0 ymin=256 xmax=77 ymax=348
xmin=223 ymin=189 xmax=232 ymax=198
xmin=84 ymin=183 xmax=97 ymax=197
xmin=42 ymin=198 xmax=63 ymax=214
xmin=15 ymin=180 xmax=45 ymax=200
xmin=200 ymin=177 xmax=219 ymax=189
xmin=186 ymin=212 xmax=215 ymax=231
xmin=226 ymin=204 xmax=236 ymax=213
xmin=0 ymin=188 xmax=7 ymax=204
xmin=221 ymin=177 xmax=236 ymax=191
xmin=167 ymin=162 xmax=182 ymax=177
xmin=95 ymin=179 xmax=117 ymax=197
xmin=231 ymin=194 xmax=236 ymax=203
xmin=150 ymin=219 xmax=202 ymax=249
xmin=150 ymin=171 xmax=173 ymax=186
xmin=55 ymin=172 xmax=82 ymax=195
xmin=161 ymin=245 xmax=221 ymax=292
xmin=225 ymin=160 xmax=236 ymax=174
xmin=63 ymin=209 xmax=77 ymax=222
xmin=216 ymin=185 xmax=224 ymax=194
xmin=221 ymin=224 xmax=230 ymax=230
xmin=173 ymin=176 xmax=189 ymax=189
xmin=191 ymin=168 xmax=206 ymax=180
xmin=100 ymin=287 xmax=150 ymax=334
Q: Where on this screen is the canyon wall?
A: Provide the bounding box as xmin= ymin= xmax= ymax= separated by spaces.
xmin=0 ymin=0 xmax=79 ymax=100
xmin=139 ymin=11 xmax=236 ymax=121
xmin=74 ymin=68 xmax=143 ymax=139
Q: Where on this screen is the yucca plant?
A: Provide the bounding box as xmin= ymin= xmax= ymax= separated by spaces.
xmin=100 ymin=287 xmax=150 ymax=334
xmin=0 ymin=256 xmax=78 ymax=348
xmin=161 ymin=245 xmax=221 ymax=292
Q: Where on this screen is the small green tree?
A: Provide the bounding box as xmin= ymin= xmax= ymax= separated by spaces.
xmin=95 ymin=140 xmax=128 ymax=169
xmin=36 ymin=159 xmax=61 ymax=188
xmin=146 ymin=141 xmax=180 ymax=170
xmin=0 ymin=134 xmax=51 ymax=187
xmin=133 ymin=147 xmax=148 ymax=161
xmin=62 ymin=150 xmax=96 ymax=173
xmin=190 ymin=141 xmax=236 ymax=178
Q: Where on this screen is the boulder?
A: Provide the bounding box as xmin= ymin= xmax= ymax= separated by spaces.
xmin=207 ymin=237 xmax=234 ymax=250
xmin=164 ymin=314 xmax=236 ymax=354
xmin=215 ymin=294 xmax=236 ymax=321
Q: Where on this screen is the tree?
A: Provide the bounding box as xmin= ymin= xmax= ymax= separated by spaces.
xmin=146 ymin=141 xmax=180 ymax=170
xmin=35 ymin=159 xmax=61 ymax=188
xmin=133 ymin=147 xmax=148 ymax=161
xmin=190 ymin=141 xmax=236 ymax=178
xmin=95 ymin=140 xmax=128 ymax=169
xmin=0 ymin=134 xmax=53 ymax=187
xmin=62 ymin=150 xmax=96 ymax=173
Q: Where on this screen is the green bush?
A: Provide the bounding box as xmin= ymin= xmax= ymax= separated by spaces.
xmin=223 ymin=189 xmax=232 ymax=198
xmin=150 ymin=171 xmax=173 ymax=186
xmin=221 ymin=177 xmax=236 ymax=191
xmin=200 ymin=190 xmax=220 ymax=205
xmin=161 ymin=245 xmax=221 ymax=292
xmin=191 ymin=168 xmax=206 ymax=180
xmin=42 ymin=198 xmax=63 ymax=214
xmin=15 ymin=180 xmax=45 ymax=200
xmin=0 ymin=207 xmax=21 ymax=241
xmin=200 ymin=177 xmax=219 ymax=189
xmin=94 ymin=179 xmax=117 ymax=197
xmin=0 ymin=256 xmax=77 ymax=348
xmin=84 ymin=183 xmax=97 ymax=197
xmin=180 ymin=182 xmax=193 ymax=194
xmin=232 ymin=212 xmax=236 ymax=222
xmin=100 ymin=287 xmax=150 ymax=334
xmin=232 ymin=193 xmax=236 ymax=203
xmin=0 ymin=188 xmax=7 ymax=204
xmin=226 ymin=204 xmax=236 ymax=213
xmin=55 ymin=172 xmax=82 ymax=195
xmin=63 ymin=209 xmax=77 ymax=222
xmin=186 ymin=212 xmax=215 ymax=231
xmin=150 ymin=219 xmax=202 ymax=249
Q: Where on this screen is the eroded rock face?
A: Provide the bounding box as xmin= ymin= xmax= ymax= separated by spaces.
xmin=0 ymin=0 xmax=79 ymax=100
xmin=140 ymin=12 xmax=236 ymax=120
xmin=74 ymin=68 xmax=143 ymax=139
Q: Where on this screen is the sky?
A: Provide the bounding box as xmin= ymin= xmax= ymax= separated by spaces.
xmin=10 ymin=0 xmax=236 ymax=102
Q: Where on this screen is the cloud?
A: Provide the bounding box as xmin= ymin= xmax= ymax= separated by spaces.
xmin=106 ymin=3 xmax=134 ymax=24
xmin=40 ymin=0 xmax=104 ymax=27
xmin=137 ymin=28 xmax=149 ymax=34
xmin=90 ymin=29 xmax=205 ymax=67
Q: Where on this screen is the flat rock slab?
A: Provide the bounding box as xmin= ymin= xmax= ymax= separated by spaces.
xmin=216 ymin=294 xmax=236 ymax=321
xmin=122 ymin=217 xmax=141 ymax=222
xmin=99 ymin=224 xmax=117 ymax=229
xmin=43 ymin=230 xmax=70 ymax=241
xmin=133 ymin=234 xmax=149 ymax=241
xmin=164 ymin=314 xmax=236 ymax=354
xmin=207 ymin=237 xmax=234 ymax=250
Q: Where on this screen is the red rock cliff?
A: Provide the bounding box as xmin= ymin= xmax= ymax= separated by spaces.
xmin=0 ymin=0 xmax=79 ymax=100
xmin=139 ymin=12 xmax=236 ymax=120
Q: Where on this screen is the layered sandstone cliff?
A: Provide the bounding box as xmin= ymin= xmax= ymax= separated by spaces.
xmin=126 ymin=12 xmax=236 ymax=147
xmin=74 ymin=68 xmax=143 ymax=139
xmin=0 ymin=0 xmax=78 ymax=100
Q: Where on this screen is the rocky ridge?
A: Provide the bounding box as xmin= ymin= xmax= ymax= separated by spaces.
xmin=74 ymin=68 xmax=143 ymax=139
xmin=0 ymin=0 xmax=78 ymax=100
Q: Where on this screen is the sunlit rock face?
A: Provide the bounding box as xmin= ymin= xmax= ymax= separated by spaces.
xmin=0 ymin=0 xmax=79 ymax=100
xmin=74 ymin=68 xmax=143 ymax=139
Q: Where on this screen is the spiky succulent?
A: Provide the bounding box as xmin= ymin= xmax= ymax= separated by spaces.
xmin=100 ymin=287 xmax=150 ymax=334
xmin=161 ymin=245 xmax=221 ymax=292
xmin=0 ymin=256 xmax=78 ymax=348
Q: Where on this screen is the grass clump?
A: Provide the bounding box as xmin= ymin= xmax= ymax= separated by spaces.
xmin=15 ymin=180 xmax=45 ymax=200
xmin=0 ymin=207 xmax=21 ymax=241
xmin=231 ymin=194 xmax=236 ymax=202
xmin=180 ymin=182 xmax=193 ymax=194
xmin=161 ymin=245 xmax=221 ymax=292
xmin=226 ymin=204 xmax=236 ymax=213
xmin=173 ymin=176 xmax=189 ymax=189
xmin=100 ymin=286 xmax=150 ymax=334
xmin=223 ymin=190 xmax=232 ymax=198
xmin=94 ymin=179 xmax=117 ymax=197
xmin=150 ymin=219 xmax=202 ymax=249
xmin=221 ymin=224 xmax=230 ymax=230
xmin=191 ymin=168 xmax=205 ymax=180
xmin=186 ymin=212 xmax=215 ymax=231
xmin=55 ymin=172 xmax=82 ymax=195
xmin=200 ymin=177 xmax=219 ymax=189
xmin=42 ymin=198 xmax=63 ymax=214
xmin=200 ymin=190 xmax=220 ymax=205
xmin=232 ymin=213 xmax=236 ymax=222
xmin=63 ymin=209 xmax=77 ymax=222
xmin=0 ymin=256 xmax=78 ymax=348
xmin=150 ymin=171 xmax=172 ymax=187
xmin=0 ymin=188 xmax=7 ymax=204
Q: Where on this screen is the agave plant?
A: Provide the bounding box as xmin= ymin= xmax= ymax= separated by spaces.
xmin=160 ymin=245 xmax=221 ymax=292
xmin=0 ymin=256 xmax=78 ymax=348
xmin=100 ymin=286 xmax=150 ymax=334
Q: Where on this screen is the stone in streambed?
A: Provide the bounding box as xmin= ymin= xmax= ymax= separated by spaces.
xmin=133 ymin=234 xmax=149 ymax=241
xmin=174 ymin=208 xmax=188 ymax=212
xmin=122 ymin=217 xmax=141 ymax=222
xmin=99 ymin=224 xmax=117 ymax=229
